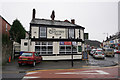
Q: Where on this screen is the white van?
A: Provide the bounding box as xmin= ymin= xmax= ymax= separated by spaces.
xmin=104 ymin=48 xmax=114 ymax=57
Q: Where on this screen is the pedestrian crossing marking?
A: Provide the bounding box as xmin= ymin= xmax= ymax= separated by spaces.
xmin=55 ymin=70 xmax=109 ymax=75
xmin=23 ymin=76 xmax=40 ymax=79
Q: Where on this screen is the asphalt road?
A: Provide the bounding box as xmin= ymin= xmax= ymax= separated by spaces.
xmin=2 ymin=54 xmax=120 ymax=80
xmin=23 ymin=66 xmax=119 ymax=80
xmin=88 ymin=53 xmax=119 ymax=67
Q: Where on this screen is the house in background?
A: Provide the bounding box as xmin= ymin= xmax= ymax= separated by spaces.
xmin=0 ymin=15 xmax=13 ymax=64
xmin=21 ymin=9 xmax=85 ymax=60
xmin=0 ymin=15 xmax=11 ymax=37
xmin=102 ymin=32 xmax=120 ymax=50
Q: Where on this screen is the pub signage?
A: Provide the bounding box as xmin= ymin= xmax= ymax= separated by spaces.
xmin=49 ymin=28 xmax=64 ymax=35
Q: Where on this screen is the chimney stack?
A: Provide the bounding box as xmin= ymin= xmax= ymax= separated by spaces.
xmin=50 ymin=10 xmax=55 ymax=20
xmin=71 ymin=19 xmax=75 ymax=24
xmin=32 ymin=8 xmax=36 ymax=19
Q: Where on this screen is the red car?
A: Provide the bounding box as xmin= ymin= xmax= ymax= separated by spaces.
xmin=18 ymin=52 xmax=42 ymax=67
xmin=116 ymin=50 xmax=120 ymax=54
xmin=114 ymin=49 xmax=120 ymax=54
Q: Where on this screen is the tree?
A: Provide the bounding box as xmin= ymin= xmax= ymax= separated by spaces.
xmin=9 ymin=19 xmax=25 ymax=43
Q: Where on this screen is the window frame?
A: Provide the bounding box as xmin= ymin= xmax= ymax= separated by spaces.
xmin=40 ymin=27 xmax=47 ymax=38
xmin=6 ymin=24 xmax=8 ymax=32
xmin=68 ymin=28 xmax=75 ymax=39
xmin=24 ymin=42 xmax=28 ymax=46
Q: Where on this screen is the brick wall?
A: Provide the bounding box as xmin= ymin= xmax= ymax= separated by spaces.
xmin=1 ymin=16 xmax=11 ymax=37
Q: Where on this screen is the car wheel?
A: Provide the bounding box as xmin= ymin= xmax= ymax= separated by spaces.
xmin=112 ymin=55 xmax=115 ymax=57
xmin=41 ymin=58 xmax=42 ymax=61
xmin=32 ymin=61 xmax=36 ymax=67
xmin=18 ymin=63 xmax=22 ymax=66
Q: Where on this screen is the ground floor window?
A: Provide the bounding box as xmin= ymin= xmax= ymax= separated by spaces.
xmin=35 ymin=42 xmax=53 ymax=55
xmin=59 ymin=42 xmax=77 ymax=54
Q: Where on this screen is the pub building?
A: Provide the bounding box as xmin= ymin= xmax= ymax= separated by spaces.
xmin=21 ymin=9 xmax=85 ymax=60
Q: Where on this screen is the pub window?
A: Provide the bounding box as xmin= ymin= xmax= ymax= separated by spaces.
xmin=40 ymin=27 xmax=46 ymax=38
xmin=69 ymin=29 xmax=74 ymax=38
xmin=24 ymin=42 xmax=28 ymax=46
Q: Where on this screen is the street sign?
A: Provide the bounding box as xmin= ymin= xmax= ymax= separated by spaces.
xmin=60 ymin=42 xmax=64 ymax=45
xmin=82 ymin=51 xmax=88 ymax=60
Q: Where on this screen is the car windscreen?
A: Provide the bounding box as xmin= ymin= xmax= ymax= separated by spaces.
xmin=21 ymin=53 xmax=33 ymax=57
xmin=93 ymin=49 xmax=96 ymax=52
xmin=106 ymin=49 xmax=113 ymax=51
xmin=96 ymin=52 xmax=103 ymax=54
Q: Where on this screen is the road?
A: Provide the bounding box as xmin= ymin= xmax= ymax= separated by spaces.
xmin=87 ymin=53 xmax=119 ymax=67
xmin=23 ymin=66 xmax=119 ymax=80
xmin=2 ymin=54 xmax=120 ymax=80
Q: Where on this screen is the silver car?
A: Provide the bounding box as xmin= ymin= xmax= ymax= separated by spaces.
xmin=90 ymin=49 xmax=96 ymax=55
xmin=93 ymin=51 xmax=105 ymax=59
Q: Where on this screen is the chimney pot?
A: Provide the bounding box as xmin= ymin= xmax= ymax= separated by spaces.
xmin=64 ymin=19 xmax=70 ymax=23
xmin=71 ymin=19 xmax=75 ymax=24
xmin=50 ymin=10 xmax=55 ymax=20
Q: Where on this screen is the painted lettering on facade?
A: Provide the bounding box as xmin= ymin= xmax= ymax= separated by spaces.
xmin=49 ymin=28 xmax=64 ymax=35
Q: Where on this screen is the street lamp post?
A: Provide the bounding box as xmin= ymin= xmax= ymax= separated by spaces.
xmin=103 ymin=33 xmax=109 ymax=47
xmin=71 ymin=37 xmax=73 ymax=67
xmin=103 ymin=33 xmax=109 ymax=39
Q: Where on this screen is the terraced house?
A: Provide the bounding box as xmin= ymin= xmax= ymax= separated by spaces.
xmin=21 ymin=9 xmax=85 ymax=60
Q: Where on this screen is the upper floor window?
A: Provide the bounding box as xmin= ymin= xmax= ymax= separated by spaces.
xmin=6 ymin=24 xmax=7 ymax=32
xmin=69 ymin=29 xmax=74 ymax=39
xmin=79 ymin=29 xmax=81 ymax=39
xmin=24 ymin=42 xmax=28 ymax=46
xmin=40 ymin=27 xmax=46 ymax=38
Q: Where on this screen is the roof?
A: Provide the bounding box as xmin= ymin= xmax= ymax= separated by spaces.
xmin=0 ymin=15 xmax=11 ymax=26
xmin=30 ymin=18 xmax=85 ymax=29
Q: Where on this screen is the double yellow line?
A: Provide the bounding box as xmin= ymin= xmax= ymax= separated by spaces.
xmin=27 ymin=65 xmax=119 ymax=73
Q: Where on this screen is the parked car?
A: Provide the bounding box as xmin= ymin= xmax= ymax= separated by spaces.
xmin=104 ymin=48 xmax=114 ymax=57
xmin=96 ymin=48 xmax=103 ymax=52
xmin=93 ymin=51 xmax=105 ymax=59
xmin=114 ymin=49 xmax=120 ymax=54
xmin=18 ymin=52 xmax=42 ymax=67
xmin=90 ymin=49 xmax=96 ymax=55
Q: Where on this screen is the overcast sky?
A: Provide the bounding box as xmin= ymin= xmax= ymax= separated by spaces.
xmin=1 ymin=0 xmax=119 ymax=42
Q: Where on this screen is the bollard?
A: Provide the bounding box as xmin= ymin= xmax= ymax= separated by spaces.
xmin=9 ymin=56 xmax=11 ymax=62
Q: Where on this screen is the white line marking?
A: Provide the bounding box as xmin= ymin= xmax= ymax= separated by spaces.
xmin=55 ymin=70 xmax=109 ymax=75
xmin=26 ymin=72 xmax=38 ymax=75
xmin=23 ymin=76 xmax=40 ymax=79
xmin=95 ymin=70 xmax=109 ymax=74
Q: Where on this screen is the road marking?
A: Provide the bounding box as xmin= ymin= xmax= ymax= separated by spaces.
xmin=82 ymin=66 xmax=100 ymax=68
xmin=26 ymin=65 xmax=119 ymax=73
xmin=23 ymin=76 xmax=40 ymax=79
xmin=55 ymin=70 xmax=109 ymax=75
xmin=26 ymin=72 xmax=39 ymax=75
xmin=95 ymin=70 xmax=109 ymax=74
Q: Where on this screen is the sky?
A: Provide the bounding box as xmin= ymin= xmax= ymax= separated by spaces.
xmin=0 ymin=0 xmax=119 ymax=42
